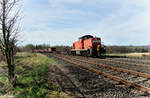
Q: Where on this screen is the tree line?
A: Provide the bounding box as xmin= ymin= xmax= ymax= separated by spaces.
xmin=17 ymin=44 xmax=71 ymax=53
xmin=105 ymin=46 xmax=150 ymax=54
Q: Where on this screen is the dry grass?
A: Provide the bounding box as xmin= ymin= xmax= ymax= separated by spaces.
xmin=126 ymin=52 xmax=150 ymax=57
xmin=108 ymin=52 xmax=150 ymax=58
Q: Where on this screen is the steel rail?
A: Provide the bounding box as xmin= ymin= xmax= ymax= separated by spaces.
xmin=102 ymin=58 xmax=149 ymax=66
xmin=53 ymin=55 xmax=150 ymax=94
xmin=60 ymin=55 xmax=150 ymax=79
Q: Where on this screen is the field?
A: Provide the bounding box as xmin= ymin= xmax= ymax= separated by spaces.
xmin=107 ymin=52 xmax=150 ymax=58
xmin=0 ymin=52 xmax=70 ymax=98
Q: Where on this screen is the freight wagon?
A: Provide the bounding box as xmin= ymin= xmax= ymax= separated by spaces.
xmin=34 ymin=47 xmax=56 ymax=53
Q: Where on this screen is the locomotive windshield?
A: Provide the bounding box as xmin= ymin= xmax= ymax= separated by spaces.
xmin=79 ymin=35 xmax=93 ymax=40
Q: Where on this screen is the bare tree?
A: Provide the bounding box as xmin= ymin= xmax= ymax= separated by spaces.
xmin=0 ymin=0 xmax=20 ymax=85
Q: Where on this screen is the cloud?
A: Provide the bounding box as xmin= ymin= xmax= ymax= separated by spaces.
xmin=91 ymin=0 xmax=150 ymax=45
xmin=21 ymin=0 xmax=150 ymax=46
xmin=22 ymin=27 xmax=89 ymax=46
xmin=48 ymin=0 xmax=83 ymax=7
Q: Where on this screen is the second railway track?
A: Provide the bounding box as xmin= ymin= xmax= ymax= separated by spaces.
xmin=50 ymin=53 xmax=150 ymax=95
xmin=63 ymin=54 xmax=150 ymax=74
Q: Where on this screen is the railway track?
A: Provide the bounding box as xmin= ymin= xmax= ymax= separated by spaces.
xmin=51 ymin=54 xmax=150 ymax=95
xmin=77 ymin=55 xmax=150 ymax=67
xmin=58 ymin=54 xmax=150 ymax=79
xmin=95 ymin=58 xmax=150 ymax=74
xmin=107 ymin=57 xmax=150 ymax=65
xmin=65 ymin=55 xmax=150 ymax=74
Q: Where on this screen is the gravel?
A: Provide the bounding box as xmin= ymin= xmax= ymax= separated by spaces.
xmin=110 ymin=58 xmax=150 ymax=65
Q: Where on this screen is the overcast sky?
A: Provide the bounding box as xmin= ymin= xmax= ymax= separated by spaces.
xmin=21 ymin=0 xmax=150 ymax=46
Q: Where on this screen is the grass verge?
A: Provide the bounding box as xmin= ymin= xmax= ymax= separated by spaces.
xmin=0 ymin=52 xmax=68 ymax=98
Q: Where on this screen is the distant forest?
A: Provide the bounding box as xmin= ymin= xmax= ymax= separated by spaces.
xmin=105 ymin=45 xmax=150 ymax=53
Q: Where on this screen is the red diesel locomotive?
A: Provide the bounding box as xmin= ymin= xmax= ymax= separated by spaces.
xmin=71 ymin=35 xmax=105 ymax=56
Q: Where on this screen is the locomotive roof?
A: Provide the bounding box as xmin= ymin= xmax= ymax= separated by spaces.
xmin=79 ymin=35 xmax=93 ymax=39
